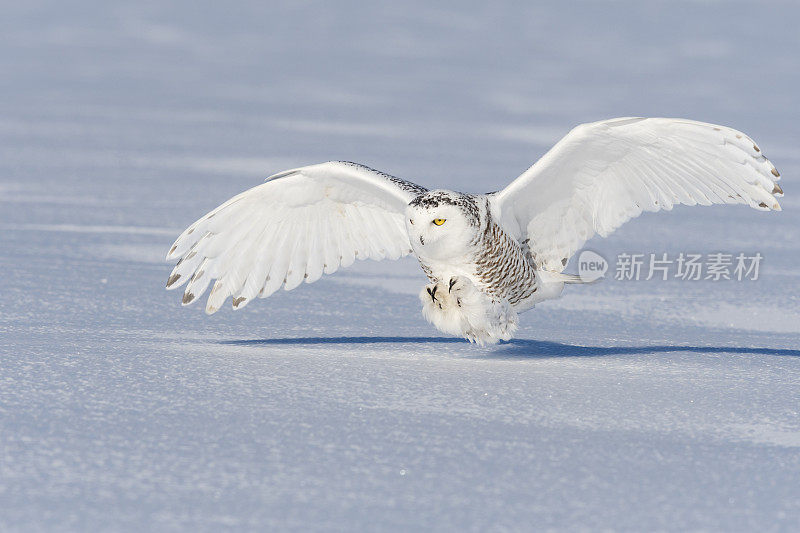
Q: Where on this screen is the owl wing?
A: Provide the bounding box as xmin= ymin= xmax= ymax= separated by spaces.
xmin=165 ymin=161 xmax=427 ymax=313
xmin=489 ymin=117 xmax=783 ymax=272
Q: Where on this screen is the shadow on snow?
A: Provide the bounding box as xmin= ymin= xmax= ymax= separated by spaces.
xmin=218 ymin=337 xmax=800 ymax=358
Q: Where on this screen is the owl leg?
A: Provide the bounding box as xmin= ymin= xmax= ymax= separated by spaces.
xmin=421 ymin=280 xmax=452 ymax=311
xmin=419 ymin=276 xmax=518 ymax=345
xmin=419 ymin=279 xmax=461 ymax=335
xmin=419 ymin=277 xmax=473 ymax=311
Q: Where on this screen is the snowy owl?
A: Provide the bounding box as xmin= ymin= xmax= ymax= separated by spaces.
xmin=166 ymin=117 xmax=782 ymax=344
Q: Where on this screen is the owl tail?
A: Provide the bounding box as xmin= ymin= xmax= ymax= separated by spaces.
xmin=538 ymin=270 xmax=597 ymax=285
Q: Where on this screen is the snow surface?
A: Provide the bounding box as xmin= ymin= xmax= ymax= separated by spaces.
xmin=1 ymin=1 xmax=799 ymax=530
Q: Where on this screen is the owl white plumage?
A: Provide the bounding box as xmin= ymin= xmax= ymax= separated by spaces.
xmin=166 ymin=117 xmax=783 ymax=344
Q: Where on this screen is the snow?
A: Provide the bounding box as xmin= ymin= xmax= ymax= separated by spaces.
xmin=1 ymin=0 xmax=799 ymax=530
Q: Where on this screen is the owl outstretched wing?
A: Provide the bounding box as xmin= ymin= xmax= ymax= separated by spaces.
xmin=490 ymin=117 xmax=783 ymax=272
xmin=165 ymin=161 xmax=427 ymax=313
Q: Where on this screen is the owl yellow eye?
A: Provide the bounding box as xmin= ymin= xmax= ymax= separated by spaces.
xmin=432 ymin=218 xmax=446 ymax=226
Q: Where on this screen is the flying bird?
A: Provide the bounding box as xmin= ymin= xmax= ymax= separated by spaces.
xmin=166 ymin=117 xmax=783 ymax=344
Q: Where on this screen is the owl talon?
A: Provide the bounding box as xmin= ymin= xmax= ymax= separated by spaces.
xmin=419 ymin=276 xmax=518 ymax=345
xmin=427 ymin=285 xmax=438 ymax=302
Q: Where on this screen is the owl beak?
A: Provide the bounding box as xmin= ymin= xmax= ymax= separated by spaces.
xmin=419 ymin=235 xmax=425 ymax=245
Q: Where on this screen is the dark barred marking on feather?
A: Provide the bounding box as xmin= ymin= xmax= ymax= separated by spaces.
xmin=410 ymin=191 xmax=481 ymax=227
xmin=338 ymin=161 xmax=429 ymax=196
xmin=420 ymin=261 xmax=434 ymax=282
xmin=473 ymin=208 xmax=538 ymax=306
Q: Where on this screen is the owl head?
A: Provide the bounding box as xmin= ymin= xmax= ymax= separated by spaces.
xmin=405 ymin=190 xmax=484 ymax=260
